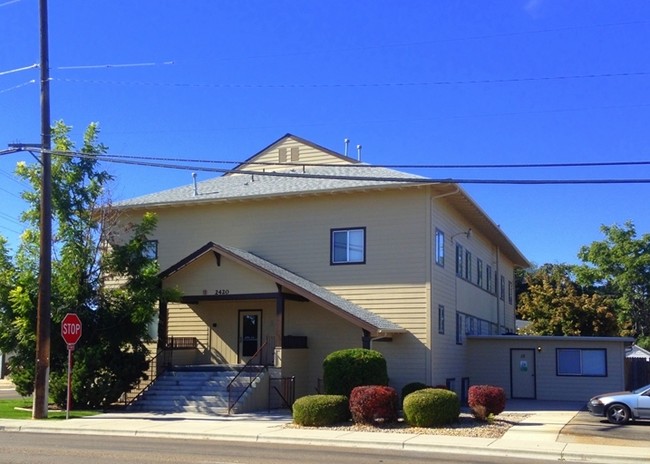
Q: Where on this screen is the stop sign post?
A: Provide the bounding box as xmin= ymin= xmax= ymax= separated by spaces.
xmin=61 ymin=313 xmax=82 ymax=419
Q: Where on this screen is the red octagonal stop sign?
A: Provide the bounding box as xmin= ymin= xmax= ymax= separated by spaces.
xmin=61 ymin=313 xmax=82 ymax=346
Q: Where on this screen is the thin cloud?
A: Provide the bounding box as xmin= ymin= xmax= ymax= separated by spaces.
xmin=524 ymin=0 xmax=544 ymax=16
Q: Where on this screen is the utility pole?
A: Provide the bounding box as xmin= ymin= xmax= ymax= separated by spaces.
xmin=33 ymin=0 xmax=51 ymax=419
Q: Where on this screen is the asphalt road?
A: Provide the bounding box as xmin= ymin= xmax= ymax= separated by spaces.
xmin=560 ymin=409 xmax=650 ymax=446
xmin=0 ymin=432 xmax=555 ymax=464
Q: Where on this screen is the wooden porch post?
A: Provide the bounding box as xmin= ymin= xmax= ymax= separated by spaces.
xmin=274 ymin=287 xmax=285 ymax=366
xmin=157 ymin=298 xmax=168 ymax=352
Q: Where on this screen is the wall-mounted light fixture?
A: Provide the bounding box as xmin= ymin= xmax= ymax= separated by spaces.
xmin=537 ymin=346 xmax=542 ymax=352
xmin=451 ymin=228 xmax=472 ymax=242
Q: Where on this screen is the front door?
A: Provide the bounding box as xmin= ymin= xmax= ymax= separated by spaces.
xmin=238 ymin=310 xmax=262 ymax=364
xmin=511 ymin=349 xmax=536 ymax=399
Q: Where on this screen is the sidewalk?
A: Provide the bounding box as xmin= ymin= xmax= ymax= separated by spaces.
xmin=0 ymin=400 xmax=648 ymax=463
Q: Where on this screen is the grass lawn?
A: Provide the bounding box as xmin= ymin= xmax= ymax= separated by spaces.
xmin=0 ymin=398 xmax=100 ymax=420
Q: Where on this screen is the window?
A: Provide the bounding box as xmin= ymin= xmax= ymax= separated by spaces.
xmin=455 ymin=244 xmax=464 ymax=277
xmin=446 ymin=378 xmax=456 ymax=391
xmin=500 ymin=275 xmax=505 ymax=301
xmin=476 ymin=258 xmax=483 ymax=287
xmin=456 ymin=312 xmax=464 ymax=344
xmin=331 ymin=228 xmax=366 ymax=264
xmin=143 ymin=240 xmax=158 ymax=260
xmin=557 ymin=349 xmax=607 ymax=376
xmin=486 ymin=265 xmax=493 ymax=293
xmin=508 ymin=280 xmax=513 ymax=305
xmin=435 ymin=229 xmax=445 ymax=267
xmin=465 ymin=316 xmax=476 ymax=335
xmin=438 ymin=305 xmax=445 ymax=334
xmin=465 ymin=250 xmax=472 ymax=280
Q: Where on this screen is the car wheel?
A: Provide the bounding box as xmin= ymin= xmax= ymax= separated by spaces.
xmin=606 ymin=403 xmax=631 ymax=424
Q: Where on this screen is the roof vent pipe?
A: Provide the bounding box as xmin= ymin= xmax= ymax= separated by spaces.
xmin=344 ymin=138 xmax=350 ymax=157
xmin=192 ymin=172 xmax=198 ymax=196
xmin=356 ymin=144 xmax=362 ymax=161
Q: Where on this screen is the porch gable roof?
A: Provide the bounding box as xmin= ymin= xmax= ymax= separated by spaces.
xmin=159 ymin=242 xmax=405 ymax=336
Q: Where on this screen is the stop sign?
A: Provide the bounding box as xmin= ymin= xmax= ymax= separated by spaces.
xmin=61 ymin=313 xmax=82 ymax=346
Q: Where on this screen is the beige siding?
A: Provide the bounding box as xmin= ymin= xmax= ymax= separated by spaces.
xmin=229 ymin=137 xmax=355 ymax=174
xmin=429 ymin=195 xmax=520 ymax=391
xmin=115 ymin=144 xmax=529 ymax=398
xmin=468 ymin=337 xmax=629 ymax=401
xmin=165 ymin=253 xmax=278 ymax=296
xmin=284 ymin=300 xmax=361 ymax=397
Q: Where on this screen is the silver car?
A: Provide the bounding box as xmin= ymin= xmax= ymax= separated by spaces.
xmin=587 ymin=384 xmax=650 ymax=424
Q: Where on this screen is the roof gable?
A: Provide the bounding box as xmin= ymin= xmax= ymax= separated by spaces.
xmin=226 ymin=133 xmax=359 ymax=175
xmin=159 ymin=242 xmax=405 ymax=336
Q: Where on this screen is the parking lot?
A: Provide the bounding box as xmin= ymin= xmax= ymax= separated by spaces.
xmin=560 ymin=409 xmax=650 ymax=446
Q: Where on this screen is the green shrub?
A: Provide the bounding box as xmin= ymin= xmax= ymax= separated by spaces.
xmin=401 ymin=382 xmax=428 ymax=405
xmin=467 ymin=385 xmax=506 ymax=420
xmin=292 ymin=395 xmax=349 ymax=427
xmin=322 ymin=348 xmax=388 ymax=397
xmin=403 ymin=388 xmax=460 ymax=427
xmin=349 ymin=385 xmax=398 ymax=425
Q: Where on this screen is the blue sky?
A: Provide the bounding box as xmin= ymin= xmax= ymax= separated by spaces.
xmin=1 ymin=0 xmax=649 ymax=266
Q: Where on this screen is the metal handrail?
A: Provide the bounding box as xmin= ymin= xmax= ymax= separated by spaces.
xmin=227 ymin=339 xmax=271 ymax=414
xmin=124 ymin=344 xmax=172 ymax=407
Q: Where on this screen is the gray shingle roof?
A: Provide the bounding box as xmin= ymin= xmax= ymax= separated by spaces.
xmin=115 ymin=165 xmax=429 ymax=208
xmin=162 ymin=242 xmax=405 ymax=335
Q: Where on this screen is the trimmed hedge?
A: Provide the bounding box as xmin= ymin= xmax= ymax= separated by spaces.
xmin=349 ymin=385 xmax=398 ymax=425
xmin=292 ymin=395 xmax=350 ymax=427
xmin=323 ymin=348 xmax=388 ymax=397
xmin=401 ymin=382 xmax=428 ymax=401
xmin=403 ymin=388 xmax=460 ymax=427
xmin=467 ymin=385 xmax=506 ymax=420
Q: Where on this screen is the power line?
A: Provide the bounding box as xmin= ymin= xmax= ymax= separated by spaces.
xmin=53 ymin=70 xmax=650 ymax=90
xmin=0 ymin=210 xmax=22 ymax=226
xmin=46 ymin=148 xmax=650 ymax=171
xmin=36 ymin=148 xmax=650 ymax=185
xmin=0 ymin=64 xmax=37 ymax=76
xmin=55 ymin=61 xmax=174 ymax=70
xmin=0 ymin=80 xmax=36 ymax=94
xmin=0 ymin=223 xmax=20 ymax=235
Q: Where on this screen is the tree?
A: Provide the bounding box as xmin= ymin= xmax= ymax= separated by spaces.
xmin=0 ymin=121 xmax=163 ymax=408
xmin=575 ymin=222 xmax=650 ymax=338
xmin=517 ymin=264 xmax=619 ymax=336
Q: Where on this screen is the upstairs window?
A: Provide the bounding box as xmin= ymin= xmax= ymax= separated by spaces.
xmin=435 ymin=229 xmax=445 ymax=267
xmin=143 ymin=240 xmax=158 ymax=260
xmin=331 ymin=228 xmax=366 ymax=264
xmin=455 ymin=244 xmax=464 ymax=277
xmin=500 ymin=275 xmax=506 ymax=301
xmin=465 ymin=250 xmax=472 ymax=281
xmin=477 ymin=258 xmax=483 ymax=287
xmin=486 ymin=265 xmax=493 ymax=293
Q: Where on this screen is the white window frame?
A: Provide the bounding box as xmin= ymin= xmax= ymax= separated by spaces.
xmin=435 ymin=229 xmax=445 ymax=267
xmin=331 ymin=227 xmax=366 ymax=265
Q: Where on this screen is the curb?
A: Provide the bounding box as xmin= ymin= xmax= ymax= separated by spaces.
xmin=1 ymin=422 xmax=647 ymax=464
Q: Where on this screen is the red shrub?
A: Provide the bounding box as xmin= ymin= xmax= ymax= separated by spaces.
xmin=349 ymin=385 xmax=398 ymax=425
xmin=467 ymin=385 xmax=506 ymax=419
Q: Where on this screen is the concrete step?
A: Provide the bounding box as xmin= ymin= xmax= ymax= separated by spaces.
xmin=129 ymin=365 xmax=264 ymax=414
